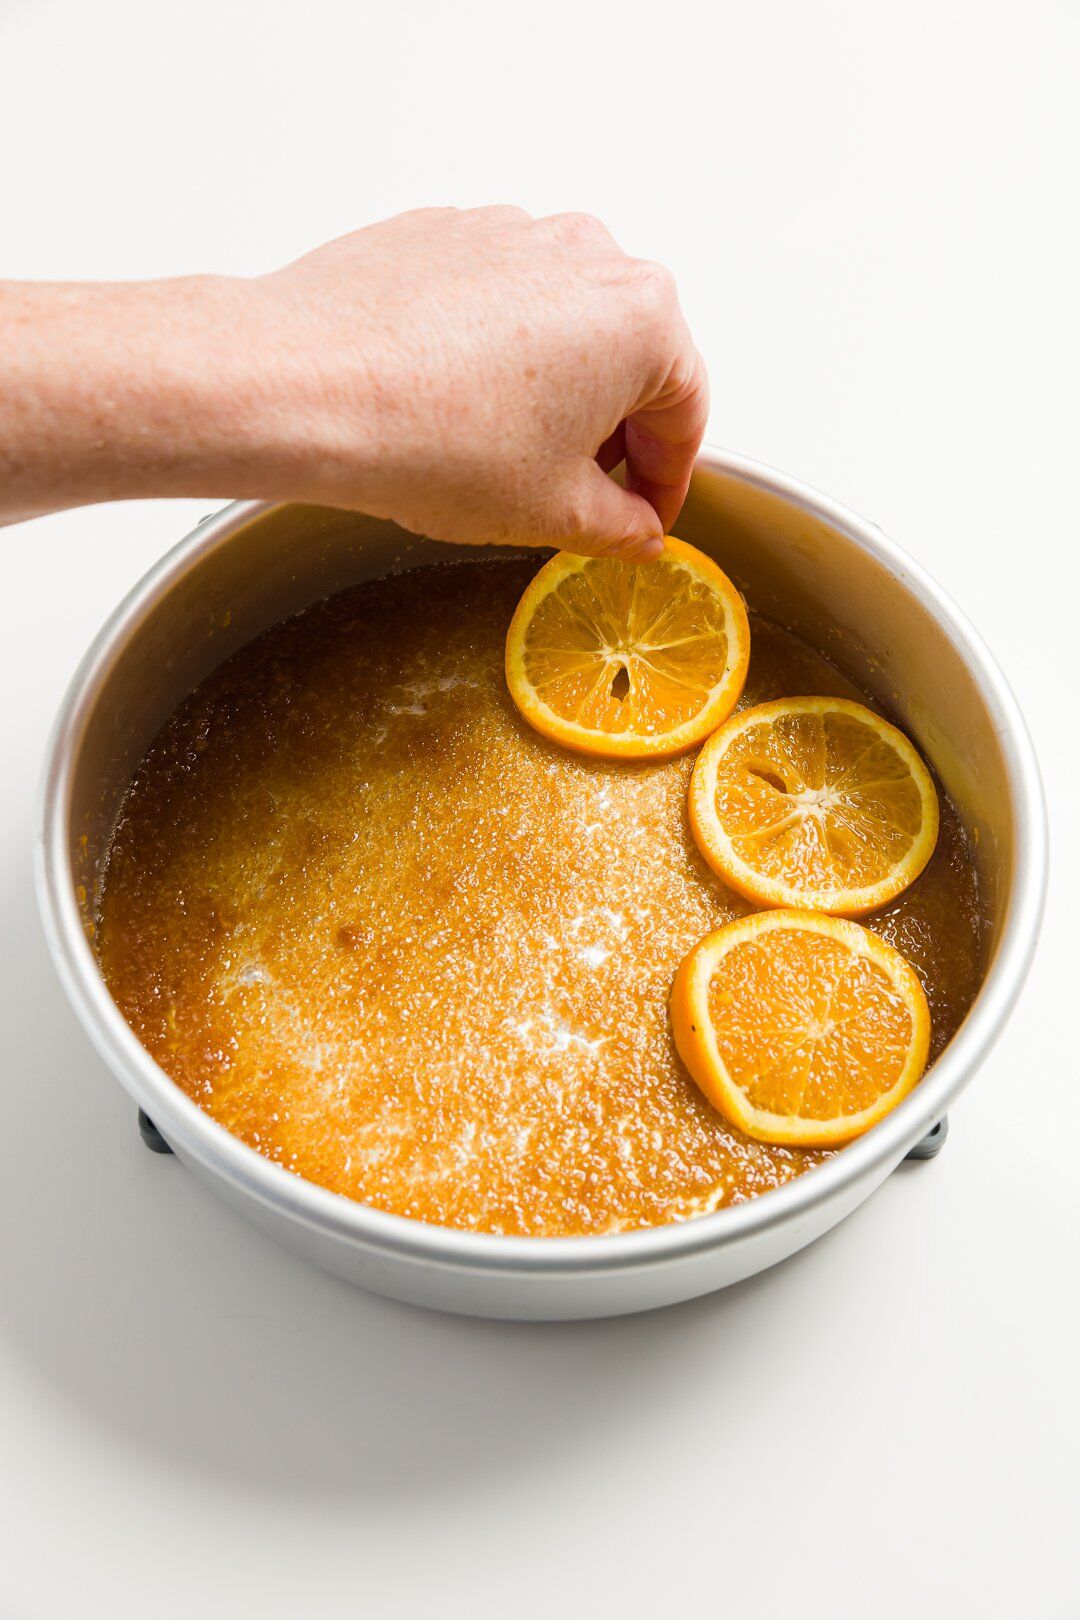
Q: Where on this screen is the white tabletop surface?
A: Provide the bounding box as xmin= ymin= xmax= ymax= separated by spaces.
xmin=1 ymin=2 xmax=1076 ymax=1616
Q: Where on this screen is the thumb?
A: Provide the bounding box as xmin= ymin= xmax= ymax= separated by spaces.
xmin=556 ymin=459 xmax=666 ymax=561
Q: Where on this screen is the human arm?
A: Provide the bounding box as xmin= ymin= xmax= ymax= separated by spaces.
xmin=0 ymin=207 xmax=708 ymax=559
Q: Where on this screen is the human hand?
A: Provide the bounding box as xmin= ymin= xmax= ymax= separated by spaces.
xmin=247 ymin=207 xmax=709 ymax=560
xmin=1 ymin=207 xmax=708 ymax=555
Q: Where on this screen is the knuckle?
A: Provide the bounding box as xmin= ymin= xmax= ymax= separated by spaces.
xmin=549 ymin=479 xmax=604 ymax=544
xmin=653 ymin=348 xmax=708 ymax=408
xmin=557 ymin=491 xmax=594 ymax=540
xmin=630 ymin=258 xmax=678 ymax=304
xmin=548 ymin=210 xmax=611 ymax=245
xmin=553 ymin=490 xmax=636 ymax=554
xmin=479 ymin=203 xmax=532 ymax=224
xmin=392 ymin=206 xmax=461 ymax=230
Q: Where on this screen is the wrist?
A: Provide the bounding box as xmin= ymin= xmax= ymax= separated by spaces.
xmin=221 ymin=267 xmax=395 ymax=512
xmin=88 ymin=274 xmax=295 ymax=502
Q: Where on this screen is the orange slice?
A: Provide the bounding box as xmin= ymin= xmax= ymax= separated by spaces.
xmin=688 ymin=696 xmax=939 ymax=915
xmin=504 ymin=539 xmax=750 ymax=759
xmin=670 ymin=909 xmax=931 ymax=1146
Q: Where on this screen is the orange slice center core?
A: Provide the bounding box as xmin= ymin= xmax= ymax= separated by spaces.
xmin=716 ymin=710 xmax=924 ymax=889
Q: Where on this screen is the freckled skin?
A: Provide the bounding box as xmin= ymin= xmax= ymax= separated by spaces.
xmin=96 ymin=559 xmax=983 ymax=1237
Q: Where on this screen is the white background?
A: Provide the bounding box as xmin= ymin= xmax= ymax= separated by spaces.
xmin=1 ymin=2 xmax=1077 ymax=1616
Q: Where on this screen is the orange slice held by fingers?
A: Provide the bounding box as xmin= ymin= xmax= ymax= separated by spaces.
xmin=505 ymin=539 xmax=750 ymax=759
xmin=688 ymin=696 xmax=939 ymax=915
xmin=670 ymin=910 xmax=931 ymax=1147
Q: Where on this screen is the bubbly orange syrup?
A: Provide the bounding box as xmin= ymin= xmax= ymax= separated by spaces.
xmin=97 ymin=558 xmax=983 ymax=1236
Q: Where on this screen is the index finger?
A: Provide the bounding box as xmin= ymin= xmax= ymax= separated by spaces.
xmin=623 ymin=343 xmax=710 ymax=535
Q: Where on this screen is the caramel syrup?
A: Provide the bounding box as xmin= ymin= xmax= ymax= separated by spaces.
xmin=97 ymin=558 xmax=983 ymax=1236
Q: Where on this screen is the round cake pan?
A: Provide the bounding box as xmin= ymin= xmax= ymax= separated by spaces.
xmin=35 ymin=448 xmax=1047 ymax=1319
